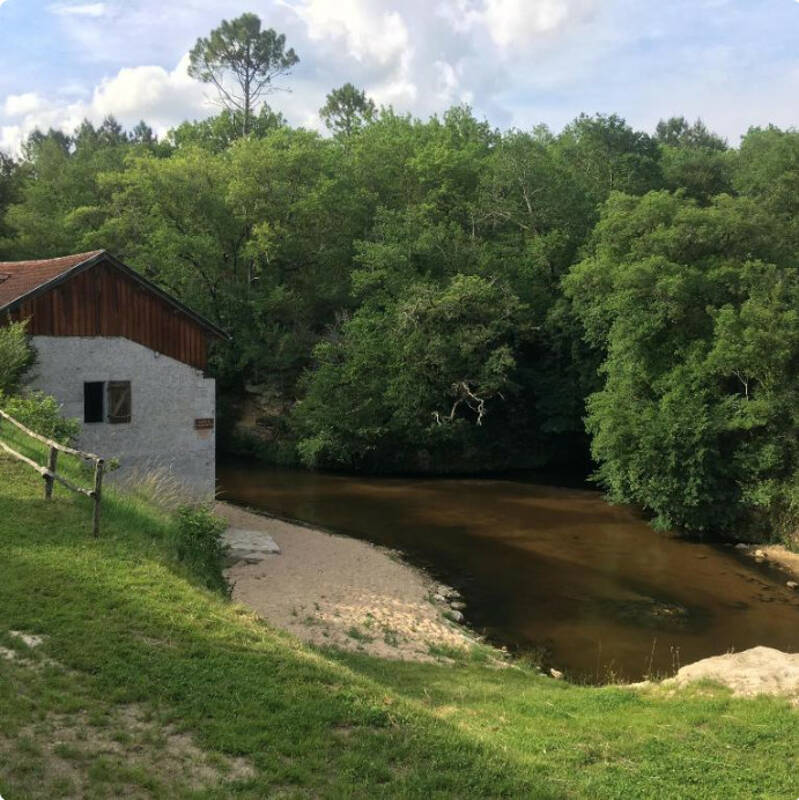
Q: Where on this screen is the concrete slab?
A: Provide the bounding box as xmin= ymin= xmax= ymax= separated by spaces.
xmin=225 ymin=528 xmax=281 ymax=563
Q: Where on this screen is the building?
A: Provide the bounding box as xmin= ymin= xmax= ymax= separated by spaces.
xmin=0 ymin=250 xmax=226 ymax=495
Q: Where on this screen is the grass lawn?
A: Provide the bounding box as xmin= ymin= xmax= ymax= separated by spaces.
xmin=0 ymin=447 xmax=798 ymax=799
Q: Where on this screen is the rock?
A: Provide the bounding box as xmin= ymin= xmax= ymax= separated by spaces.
xmin=233 ymin=552 xmax=271 ymax=565
xmin=450 ymin=601 xmax=466 ymax=611
xmin=754 ymin=549 xmax=767 ymax=559
xmin=787 ymin=581 xmax=798 ymax=590
xmin=549 ymin=668 xmax=564 ymax=680
xmin=734 ymin=543 xmax=749 ymax=550
xmin=668 ymin=646 xmax=799 ymax=697
xmin=436 ymin=584 xmax=459 ymax=599
xmin=445 ymin=609 xmax=464 ymax=623
xmin=225 ymin=528 xmax=281 ymax=564
xmin=432 ymin=593 xmax=448 ymax=604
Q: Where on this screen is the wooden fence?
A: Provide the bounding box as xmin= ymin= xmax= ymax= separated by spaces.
xmin=0 ymin=409 xmax=105 ymax=536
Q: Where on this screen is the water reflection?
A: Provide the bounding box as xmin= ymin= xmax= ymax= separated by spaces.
xmin=219 ymin=461 xmax=799 ymax=681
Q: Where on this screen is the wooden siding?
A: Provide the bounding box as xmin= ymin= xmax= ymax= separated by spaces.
xmin=9 ymin=261 xmax=209 ymax=370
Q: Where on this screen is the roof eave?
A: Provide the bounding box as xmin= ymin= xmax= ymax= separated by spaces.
xmin=0 ymin=250 xmax=230 ymax=342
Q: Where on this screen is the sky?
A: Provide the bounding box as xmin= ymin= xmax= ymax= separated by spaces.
xmin=0 ymin=0 xmax=798 ymax=154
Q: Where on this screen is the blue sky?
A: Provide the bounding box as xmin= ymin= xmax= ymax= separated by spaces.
xmin=1 ymin=0 xmax=798 ymax=153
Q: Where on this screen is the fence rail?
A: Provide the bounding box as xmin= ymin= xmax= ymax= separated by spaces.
xmin=0 ymin=409 xmax=105 ymax=536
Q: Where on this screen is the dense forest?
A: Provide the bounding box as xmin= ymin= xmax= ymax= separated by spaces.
xmin=2 ymin=16 xmax=799 ymax=542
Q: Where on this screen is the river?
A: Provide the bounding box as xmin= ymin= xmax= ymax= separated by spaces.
xmin=218 ymin=460 xmax=799 ymax=681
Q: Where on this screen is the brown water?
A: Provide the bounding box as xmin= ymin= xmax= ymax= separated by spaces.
xmin=218 ymin=461 xmax=799 ymax=681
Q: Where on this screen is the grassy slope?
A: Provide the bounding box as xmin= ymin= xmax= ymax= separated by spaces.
xmin=0 ymin=453 xmax=798 ymax=799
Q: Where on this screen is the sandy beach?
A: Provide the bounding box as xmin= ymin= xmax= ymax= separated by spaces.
xmin=216 ymin=502 xmax=478 ymax=661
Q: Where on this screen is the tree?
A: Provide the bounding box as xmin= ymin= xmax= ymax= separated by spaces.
xmin=130 ymin=121 xmax=157 ymax=146
xmin=556 ymin=113 xmax=663 ymax=205
xmin=655 ymin=117 xmax=732 ymax=202
xmin=4 ymin=120 xmax=134 ymax=258
xmin=0 ymin=151 xmax=23 ymax=245
xmin=0 ymin=321 xmax=35 ymax=396
xmin=564 ymin=190 xmax=798 ymax=536
xmin=655 ymin=117 xmax=727 ymax=150
xmin=294 ymin=274 xmax=528 ymax=471
xmin=188 ymin=13 xmax=298 ymax=137
xmin=733 ymin=127 xmax=799 ymax=257
xmin=320 ymin=83 xmax=376 ymax=137
xmin=169 ymin=107 xmax=284 ymax=153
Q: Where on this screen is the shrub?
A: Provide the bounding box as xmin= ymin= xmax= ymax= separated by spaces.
xmin=0 ymin=321 xmax=35 ymax=395
xmin=1 ymin=390 xmax=80 ymax=444
xmin=171 ymin=506 xmax=228 ymax=592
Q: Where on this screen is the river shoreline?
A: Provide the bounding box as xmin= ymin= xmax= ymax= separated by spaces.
xmin=216 ymin=502 xmax=482 ymax=662
xmin=740 ymin=543 xmax=799 ymax=584
xmin=215 ymin=500 xmax=799 ymax=700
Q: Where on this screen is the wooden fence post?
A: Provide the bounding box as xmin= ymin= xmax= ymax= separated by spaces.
xmin=1 ymin=408 xmax=107 ymax=535
xmin=44 ymin=445 xmax=58 ymax=500
xmin=92 ymin=459 xmax=104 ymax=538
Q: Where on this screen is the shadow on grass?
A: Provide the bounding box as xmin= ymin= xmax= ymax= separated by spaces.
xmin=0 ymin=488 xmax=562 ymax=799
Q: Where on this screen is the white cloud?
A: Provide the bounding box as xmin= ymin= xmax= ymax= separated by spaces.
xmin=483 ymin=0 xmax=596 ymax=46
xmin=49 ymin=2 xmax=107 ymax=16
xmin=434 ymin=60 xmax=474 ymax=107
xmin=0 ymin=55 xmax=212 ymax=154
xmin=2 ymin=0 xmax=798 ymax=156
xmin=3 ymin=93 xmax=44 ymax=117
xmin=291 ymin=0 xmax=411 ymax=65
xmin=287 ymin=0 xmax=422 ymax=112
xmin=90 ymin=54 xmax=207 ymax=119
xmin=439 ymin=0 xmax=597 ymax=47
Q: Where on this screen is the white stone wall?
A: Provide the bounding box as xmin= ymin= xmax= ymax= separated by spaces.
xmin=29 ymin=336 xmax=216 ymax=497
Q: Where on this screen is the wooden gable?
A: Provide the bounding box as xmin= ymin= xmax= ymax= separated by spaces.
xmin=2 ymin=253 xmax=224 ymax=372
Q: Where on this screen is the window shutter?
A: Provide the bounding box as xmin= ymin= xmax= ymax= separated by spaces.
xmin=107 ymin=381 xmax=131 ymax=424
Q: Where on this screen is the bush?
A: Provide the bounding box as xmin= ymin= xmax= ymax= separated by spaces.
xmin=0 ymin=321 xmax=35 ymax=395
xmin=1 ymin=391 xmax=80 ymax=444
xmin=171 ymin=506 xmax=228 ymax=592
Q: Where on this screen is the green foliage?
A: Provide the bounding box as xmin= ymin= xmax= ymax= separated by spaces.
xmin=0 ymin=321 xmax=79 ymax=447
xmin=0 ymin=151 xmax=24 ymax=247
xmin=1 ymin=391 xmax=80 ymax=445
xmin=320 ymin=83 xmax=376 ymax=136
xmin=295 ymin=273 xmax=529 ymax=470
xmin=171 ymin=506 xmax=227 ymax=592
xmin=0 ymin=321 xmax=35 ymax=395
xmin=188 ymin=13 xmax=298 ymax=136
xmin=3 ymin=117 xmax=140 ymax=258
xmin=3 ymin=456 xmax=799 ymax=799
xmin=566 ymin=190 xmax=799 ymax=537
xmin=8 ymin=94 xmax=799 ymax=537
xmin=168 ymin=106 xmax=285 ymax=152
xmin=557 ymin=113 xmax=663 ymax=204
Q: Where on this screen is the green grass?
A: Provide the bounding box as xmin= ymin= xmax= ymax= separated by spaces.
xmin=0 ymin=454 xmax=798 ymax=799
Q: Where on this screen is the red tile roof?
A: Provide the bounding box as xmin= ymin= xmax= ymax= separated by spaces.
xmin=0 ymin=251 xmax=105 ymax=310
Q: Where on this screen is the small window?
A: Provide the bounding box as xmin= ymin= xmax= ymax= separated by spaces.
xmin=107 ymin=381 xmax=132 ymax=424
xmin=84 ymin=382 xmax=104 ymax=424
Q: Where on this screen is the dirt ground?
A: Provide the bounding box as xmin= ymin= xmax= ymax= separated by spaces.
xmin=216 ymin=502 xmax=478 ymax=661
xmin=745 ymin=544 xmax=799 ymax=581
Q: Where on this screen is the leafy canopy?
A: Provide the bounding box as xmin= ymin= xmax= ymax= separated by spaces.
xmin=188 ymin=13 xmax=299 ymax=136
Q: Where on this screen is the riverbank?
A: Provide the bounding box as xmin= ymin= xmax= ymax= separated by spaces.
xmin=217 ymin=502 xmax=479 ymax=661
xmin=740 ymin=543 xmax=799 ymax=584
xmin=2 ymin=454 xmax=799 ymax=799
xmin=218 ymin=461 xmax=799 ymax=680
